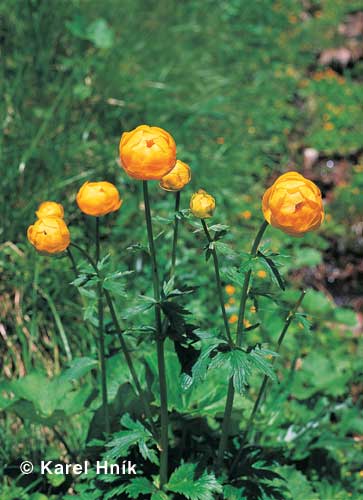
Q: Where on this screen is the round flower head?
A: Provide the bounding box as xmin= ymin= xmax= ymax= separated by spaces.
xmin=119 ymin=124 xmax=177 ymax=180
xmin=36 ymin=201 xmax=64 ymax=219
xmin=76 ymin=181 xmax=122 ymax=217
xmin=27 ymin=217 xmax=70 ymax=254
xmin=262 ymin=171 xmax=324 ymax=236
xmin=160 ymin=160 xmax=191 ymax=192
xmin=190 ymin=189 xmax=216 ymax=219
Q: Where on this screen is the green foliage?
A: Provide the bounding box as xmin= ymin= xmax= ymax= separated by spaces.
xmin=105 ymin=413 xmax=158 ymax=465
xmin=166 ymin=463 xmax=222 ymax=499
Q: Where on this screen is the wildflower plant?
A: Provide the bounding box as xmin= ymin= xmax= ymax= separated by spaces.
xmin=20 ymin=124 xmax=328 ymax=498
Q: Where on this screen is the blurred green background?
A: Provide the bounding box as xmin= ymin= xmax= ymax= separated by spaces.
xmin=1 ymin=0 xmax=363 ymax=498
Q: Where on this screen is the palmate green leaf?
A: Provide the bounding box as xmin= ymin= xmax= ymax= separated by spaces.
xmin=278 ymin=466 xmax=319 ymax=500
xmin=191 ymin=342 xmax=222 ymax=385
xmin=223 ymin=485 xmax=247 ymax=499
xmin=192 ymin=344 xmax=277 ymax=393
xmin=221 ymin=266 xmax=246 ymax=287
xmin=248 ymin=346 xmax=278 ymax=382
xmin=105 ymin=413 xmax=158 ymax=465
xmin=166 ymin=463 xmax=222 ymax=500
xmin=124 ymin=477 xmax=154 ymax=498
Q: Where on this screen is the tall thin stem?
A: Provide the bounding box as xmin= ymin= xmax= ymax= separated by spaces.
xmin=95 ymin=217 xmax=110 ymax=434
xmin=104 ymin=292 xmax=158 ymax=439
xmin=170 ymin=191 xmax=181 ymax=279
xmin=201 ymin=219 xmax=233 ymax=346
xmin=216 ymin=220 xmax=268 ymax=468
xmin=246 ymin=289 xmax=306 ymax=431
xmin=229 ymin=289 xmax=306 ymax=477
xmin=236 ymin=221 xmax=268 ymax=347
xmin=68 ymin=244 xmax=156 ymax=437
xmin=143 ymin=181 xmax=169 ymax=487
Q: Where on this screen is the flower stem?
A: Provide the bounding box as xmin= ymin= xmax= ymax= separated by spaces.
xmin=103 ymin=292 xmax=158 ymax=439
xmin=201 ymin=219 xmax=233 ymax=346
xmin=229 ymin=289 xmax=306 ymax=477
xmin=68 ymin=244 xmax=157 ymax=438
xmin=246 ymin=289 xmax=306 ymax=431
xmin=95 ymin=217 xmax=110 ymax=435
xmin=216 ymin=220 xmax=268 ymax=468
xmin=143 ymin=181 xmax=169 ymax=488
xmin=170 ymin=191 xmax=181 ymax=279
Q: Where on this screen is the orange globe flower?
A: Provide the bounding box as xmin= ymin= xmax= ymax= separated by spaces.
xmin=27 ymin=217 xmax=70 ymax=254
xmin=190 ymin=189 xmax=216 ymax=219
xmin=160 ymin=160 xmax=191 ymax=192
xmin=119 ymin=124 xmax=177 ymax=180
xmin=262 ymin=171 xmax=324 ymax=236
xmin=76 ymin=181 xmax=122 ymax=217
xmin=36 ymin=201 xmax=64 ymax=219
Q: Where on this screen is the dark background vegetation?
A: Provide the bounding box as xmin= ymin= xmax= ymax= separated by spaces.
xmin=1 ymin=0 xmax=363 ymax=498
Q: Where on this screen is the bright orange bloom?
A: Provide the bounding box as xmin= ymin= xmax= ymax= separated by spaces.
xmin=241 ymin=210 xmax=252 ymax=220
xmin=119 ymin=125 xmax=176 ymax=180
xmin=76 ymin=181 xmax=122 ymax=217
xmin=262 ymin=171 xmax=324 ymax=236
xmin=36 ymin=201 xmax=64 ymax=219
xmin=27 ymin=217 xmax=70 ymax=254
xmin=225 ymin=284 xmax=236 ymax=296
xmin=160 ymin=160 xmax=191 ymax=192
xmin=190 ymin=189 xmax=216 ymax=219
xmin=229 ymin=314 xmax=238 ymax=324
xmin=257 ymin=270 xmax=267 ymax=278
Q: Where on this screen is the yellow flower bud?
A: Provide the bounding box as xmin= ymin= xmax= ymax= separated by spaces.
xmin=190 ymin=189 xmax=216 ymax=219
xmin=119 ymin=124 xmax=177 ymax=180
xmin=262 ymin=171 xmax=324 ymax=236
xmin=36 ymin=201 xmax=64 ymax=219
xmin=76 ymin=181 xmax=122 ymax=217
xmin=159 ymin=160 xmax=191 ymax=192
xmin=27 ymin=217 xmax=70 ymax=254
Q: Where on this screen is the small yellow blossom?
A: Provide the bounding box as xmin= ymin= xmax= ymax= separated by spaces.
xmin=250 ymin=306 xmax=256 ymax=313
xmin=229 ymin=314 xmax=238 ymax=324
xmin=225 ymin=284 xmax=236 ymax=296
xmin=241 ymin=210 xmax=252 ymax=220
xmin=228 ymin=297 xmax=236 ymax=305
xmin=324 ymin=122 xmax=334 ymax=131
xmin=243 ymin=319 xmax=251 ymax=328
xmin=190 ymin=189 xmax=216 ymax=219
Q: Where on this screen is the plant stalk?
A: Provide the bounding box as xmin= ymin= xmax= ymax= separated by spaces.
xmin=229 ymin=289 xmax=306 ymax=477
xmin=95 ymin=217 xmax=110 ymax=435
xmin=170 ymin=190 xmax=181 ymax=279
xmin=201 ymin=219 xmax=233 ymax=346
xmin=216 ymin=220 xmax=268 ymax=468
xmin=68 ymin=244 xmax=156 ymax=437
xmin=143 ymin=181 xmax=169 ymax=487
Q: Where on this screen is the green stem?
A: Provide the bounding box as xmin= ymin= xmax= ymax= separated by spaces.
xmin=236 ymin=221 xmax=268 ymax=347
xmin=143 ymin=181 xmax=169 ymax=488
xmin=68 ymin=244 xmax=156 ymax=437
xmin=104 ymin=292 xmax=158 ymax=439
xmin=201 ymin=219 xmax=233 ymax=346
xmin=95 ymin=217 xmax=110 ymax=435
xmin=216 ymin=220 xmax=268 ymax=468
xmin=229 ymin=289 xmax=306 ymax=477
xmin=170 ymin=191 xmax=181 ymax=279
